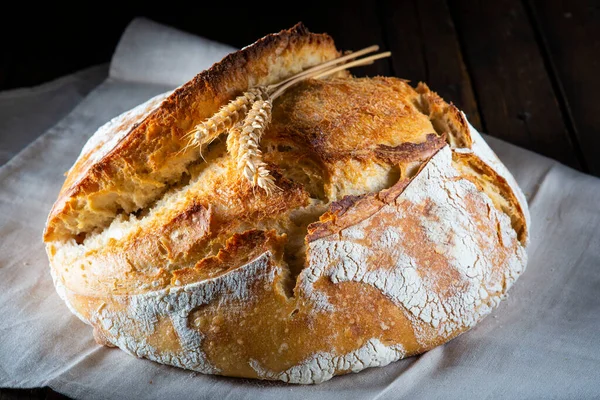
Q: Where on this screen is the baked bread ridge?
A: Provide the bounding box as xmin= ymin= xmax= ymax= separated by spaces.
xmin=44 ymin=26 xmax=529 ymax=384
xmin=44 ymin=22 xmax=341 ymax=242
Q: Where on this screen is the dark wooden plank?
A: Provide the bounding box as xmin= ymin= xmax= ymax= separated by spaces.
xmin=380 ymin=0 xmax=482 ymax=130
xmin=0 ymin=2 xmax=390 ymax=91
xmin=304 ymin=3 xmax=392 ymax=77
xmin=527 ymin=0 xmax=600 ymax=176
xmin=448 ymin=0 xmax=582 ymax=169
xmin=139 ymin=1 xmax=391 ymax=78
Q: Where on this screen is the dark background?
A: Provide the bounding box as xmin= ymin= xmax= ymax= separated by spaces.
xmin=0 ymin=0 xmax=598 ymax=398
xmin=1 ymin=0 xmax=599 ymax=179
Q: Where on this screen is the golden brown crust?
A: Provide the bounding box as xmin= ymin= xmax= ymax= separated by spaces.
xmin=45 ymin=23 xmax=340 ymax=242
xmin=416 ymin=82 xmax=473 ymax=148
xmin=268 ymin=77 xmax=437 ymax=163
xmin=44 ymin=25 xmax=529 ymax=384
xmin=173 ymin=229 xmax=287 ymax=286
xmin=452 ymin=150 xmax=527 ymax=242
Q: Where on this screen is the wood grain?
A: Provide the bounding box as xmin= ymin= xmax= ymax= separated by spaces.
xmin=527 ymin=0 xmax=599 ymax=174
xmin=136 ymin=0 xmax=391 ymax=78
xmin=449 ymin=0 xmax=581 ymax=169
xmin=381 ymin=0 xmax=482 ymax=130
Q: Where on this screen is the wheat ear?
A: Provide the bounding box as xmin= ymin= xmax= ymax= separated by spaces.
xmin=183 ymin=45 xmax=392 ymax=195
xmin=186 ymin=87 xmax=267 ymax=149
xmin=230 ymin=98 xmax=278 ymax=194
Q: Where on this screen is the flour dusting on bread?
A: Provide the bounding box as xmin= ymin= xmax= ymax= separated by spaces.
xmin=249 ymin=338 xmax=406 ymax=383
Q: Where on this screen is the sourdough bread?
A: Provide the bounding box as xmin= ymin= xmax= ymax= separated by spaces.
xmin=44 ymin=24 xmax=528 ymax=384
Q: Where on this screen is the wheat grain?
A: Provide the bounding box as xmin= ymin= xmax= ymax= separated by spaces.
xmin=225 ymin=123 xmax=241 ymax=160
xmin=231 ymin=98 xmax=279 ymax=194
xmin=186 ymin=87 xmax=267 ymax=149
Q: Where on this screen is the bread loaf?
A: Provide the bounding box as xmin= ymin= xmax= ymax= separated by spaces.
xmin=43 ymin=24 xmax=529 ymax=384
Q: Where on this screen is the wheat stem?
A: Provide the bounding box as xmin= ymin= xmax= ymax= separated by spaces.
xmin=311 ymin=52 xmax=391 ymax=80
xmin=271 ymin=51 xmax=392 ymax=99
xmin=267 ymin=45 xmax=379 ymax=91
xmin=187 ymin=49 xmax=390 ymax=148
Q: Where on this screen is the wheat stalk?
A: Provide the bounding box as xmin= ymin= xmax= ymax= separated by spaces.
xmin=184 ymin=46 xmax=391 ymax=194
xmin=270 ymin=51 xmax=390 ymax=100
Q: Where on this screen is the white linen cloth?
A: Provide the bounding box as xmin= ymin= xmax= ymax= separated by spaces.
xmin=0 ymin=18 xmax=598 ymax=400
xmin=0 ymin=64 xmax=107 ymax=165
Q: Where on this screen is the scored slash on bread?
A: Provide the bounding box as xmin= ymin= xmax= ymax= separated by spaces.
xmin=44 ymin=23 xmax=529 ymax=383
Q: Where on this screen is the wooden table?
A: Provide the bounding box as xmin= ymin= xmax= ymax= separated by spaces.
xmin=1 ymin=1 xmax=598 ymax=398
